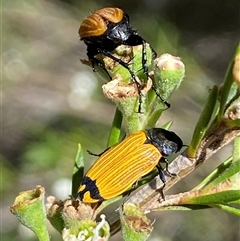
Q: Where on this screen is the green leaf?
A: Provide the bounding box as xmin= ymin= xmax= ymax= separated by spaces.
xmin=156 ymin=204 xmax=211 ymax=211
xmin=202 ymin=160 xmax=240 ymax=192
xmin=152 ymin=189 xmax=240 ymax=214
xmin=231 ymin=199 xmax=240 ymax=204
xmin=182 ymin=190 xmax=240 ymax=205
xmin=108 ymin=108 xmax=123 ymax=147
xmin=192 ymin=156 xmax=238 ymax=191
xmin=218 ymin=42 xmax=240 ymax=121
xmin=156 ymin=203 xmax=240 ymax=216
xmin=72 ymin=144 xmax=84 ymax=197
xmin=188 ymin=85 xmax=218 ymax=158
xmin=212 ymin=204 xmax=240 ymax=216
xmin=233 ymin=136 xmax=240 ymax=162
xmin=161 ymin=120 xmax=173 ymax=130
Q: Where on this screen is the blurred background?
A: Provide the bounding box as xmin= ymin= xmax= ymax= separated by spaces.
xmin=2 ymin=0 xmax=239 ymax=240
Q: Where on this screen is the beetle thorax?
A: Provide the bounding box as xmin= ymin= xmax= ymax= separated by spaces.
xmin=106 ymin=20 xmax=135 ymax=43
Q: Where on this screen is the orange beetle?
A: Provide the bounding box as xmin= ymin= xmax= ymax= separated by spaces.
xmin=79 ymin=7 xmax=153 ymax=76
xmin=77 ymin=128 xmax=183 ymax=204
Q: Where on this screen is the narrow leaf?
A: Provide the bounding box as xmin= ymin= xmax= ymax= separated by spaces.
xmin=107 ymin=108 xmax=123 ymax=147
xmin=155 ymin=204 xmax=211 ymax=211
xmin=212 ymin=204 xmax=240 ymax=216
xmin=218 ymin=42 xmax=240 ymax=121
xmin=193 ymin=157 xmax=233 ymax=190
xmin=233 ymin=136 xmax=240 ymax=162
xmin=201 ymin=160 xmax=240 ymax=192
xmin=72 ymin=144 xmax=84 ymax=196
xmin=182 ymin=190 xmax=240 ymax=205
xmin=188 ymin=85 xmax=218 ymax=158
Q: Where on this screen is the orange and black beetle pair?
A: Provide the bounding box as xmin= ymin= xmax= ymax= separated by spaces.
xmin=77 ymin=128 xmax=183 ymax=204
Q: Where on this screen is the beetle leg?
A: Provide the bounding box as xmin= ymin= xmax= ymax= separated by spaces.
xmin=99 ymin=49 xmax=137 ymax=80
xmin=156 ymin=162 xmax=166 ymax=183
xmin=87 ymin=150 xmax=101 ymax=157
xmin=157 ymin=155 xmax=179 ymax=200
xmin=159 ymin=157 xmax=177 ymax=177
xmin=141 ymin=41 xmax=171 ymax=110
xmin=156 ymin=163 xmax=166 ymax=200
xmin=142 ymin=42 xmax=171 ymax=111
xmin=141 ymin=39 xmax=148 ymax=78
xmin=90 ymin=57 xmax=113 ymax=80
xmin=151 ymin=85 xmax=171 ymax=109
xmin=99 ymin=49 xmax=144 ymax=113
xmin=121 ymin=179 xmax=140 ymax=203
xmin=151 ymin=46 xmax=157 ymax=59
xmin=87 ymin=147 xmax=111 ymax=157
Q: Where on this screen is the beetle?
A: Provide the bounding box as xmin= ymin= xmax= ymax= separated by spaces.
xmin=77 ymin=128 xmax=183 ymax=204
xmin=79 ymin=7 xmax=154 ymax=80
xmin=79 ymin=7 xmax=169 ymax=112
